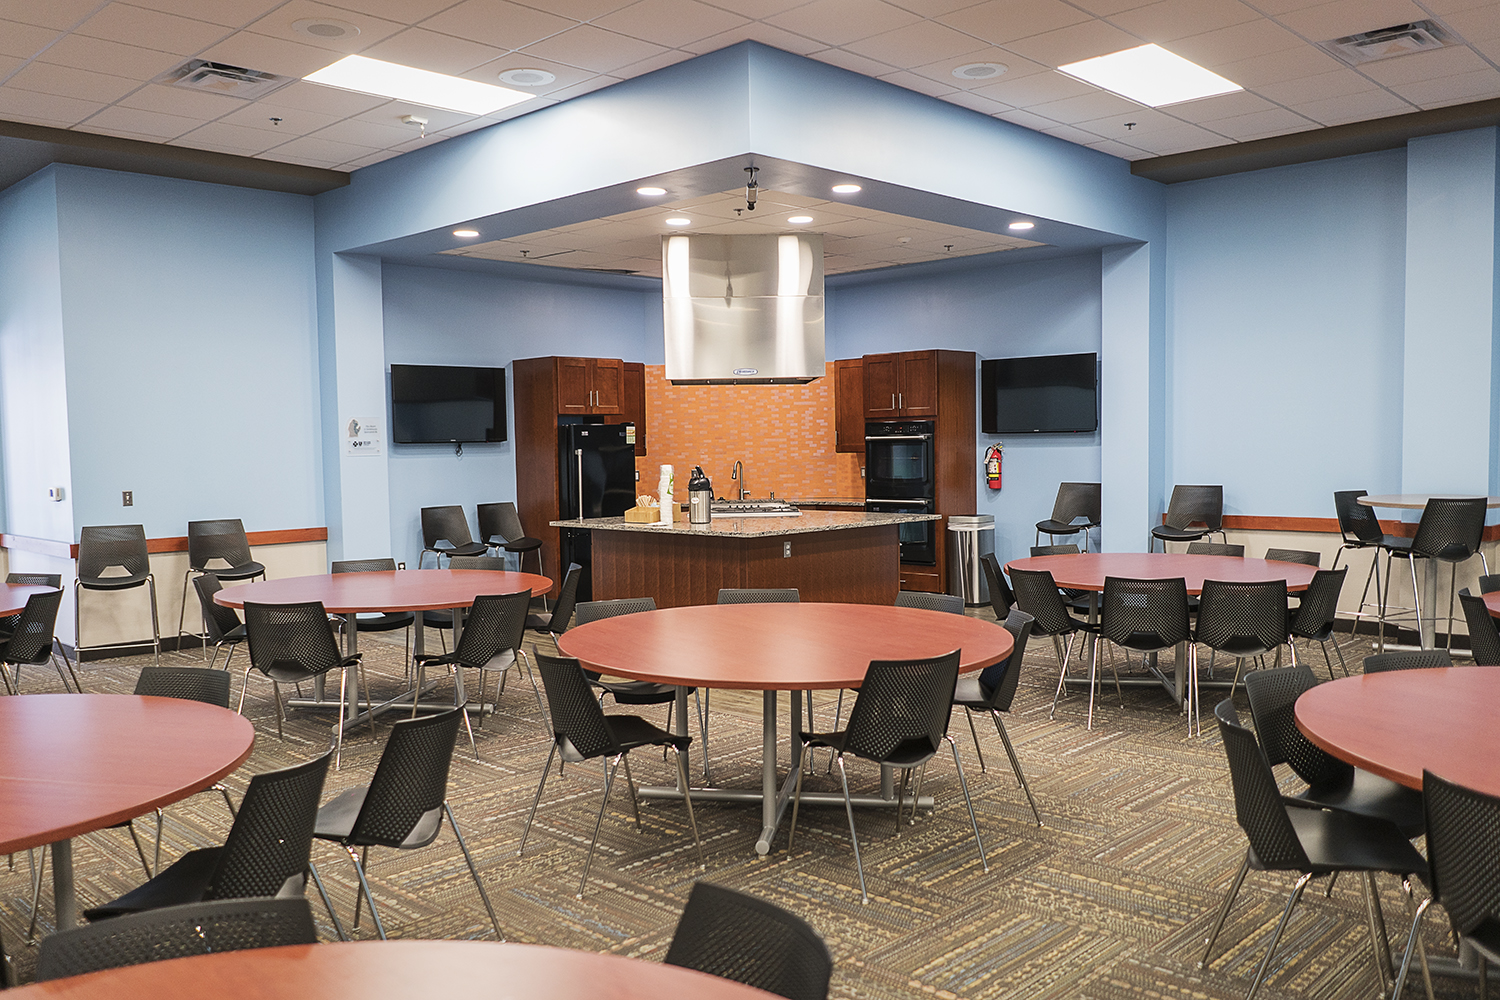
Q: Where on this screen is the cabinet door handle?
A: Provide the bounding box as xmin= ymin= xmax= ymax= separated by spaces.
xmin=890 ymin=393 xmax=896 ymax=410
xmin=898 ymin=393 xmax=903 ymax=410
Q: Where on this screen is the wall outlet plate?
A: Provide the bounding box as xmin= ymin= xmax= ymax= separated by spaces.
xmin=784 ymin=541 xmax=791 ymax=558
xmin=122 ymin=490 xmax=133 ymax=506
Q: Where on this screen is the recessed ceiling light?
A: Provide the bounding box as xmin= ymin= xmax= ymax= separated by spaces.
xmin=1058 ymin=43 xmax=1241 ymax=108
xmin=1008 ymin=221 xmax=1034 ymax=231
xmin=787 ymin=215 xmax=813 ymax=224
xmin=637 ymin=186 xmax=667 ymax=196
xmin=293 ymin=17 xmax=359 ymax=40
xmin=498 ymin=68 xmax=556 ymax=87
xmin=305 ymin=55 xmax=533 ymax=115
xmin=665 ymin=217 xmax=692 ymax=227
xmin=453 ymin=229 xmax=479 ymax=238
xmin=953 ymin=62 xmax=1007 ymax=81
xmin=831 ymin=183 xmax=861 ymax=194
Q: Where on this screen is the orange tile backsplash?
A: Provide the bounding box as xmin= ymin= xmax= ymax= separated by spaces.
xmin=640 ymin=363 xmax=864 ymax=501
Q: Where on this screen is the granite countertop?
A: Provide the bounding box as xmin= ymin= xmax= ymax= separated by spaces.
xmin=782 ymin=497 xmax=867 ymax=508
xmin=551 ymin=509 xmax=940 ymax=538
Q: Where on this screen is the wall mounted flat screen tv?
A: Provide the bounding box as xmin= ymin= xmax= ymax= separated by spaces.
xmin=981 ymin=353 xmax=1098 ymax=434
xmin=391 ymin=364 xmax=507 ymax=444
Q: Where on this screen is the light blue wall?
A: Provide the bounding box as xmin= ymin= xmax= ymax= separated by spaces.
xmin=380 ymin=263 xmax=657 ymax=567
xmin=1163 ymin=148 xmax=1409 ymax=518
xmin=52 ymin=165 xmax=323 ymax=538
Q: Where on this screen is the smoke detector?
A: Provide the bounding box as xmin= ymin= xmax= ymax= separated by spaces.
xmin=952 ymin=62 xmax=1007 ymax=81
xmin=162 ymin=59 xmax=293 ymax=99
xmin=498 ymin=68 xmax=556 ymax=87
xmin=293 ymin=17 xmax=360 ymax=40
xmin=1319 ymin=20 xmax=1456 ymax=66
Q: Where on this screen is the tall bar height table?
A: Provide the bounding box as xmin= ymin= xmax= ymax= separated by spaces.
xmin=557 ymin=602 xmax=1012 ymax=856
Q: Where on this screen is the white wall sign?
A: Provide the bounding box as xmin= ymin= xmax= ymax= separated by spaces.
xmin=343 ymin=416 xmax=383 ymax=457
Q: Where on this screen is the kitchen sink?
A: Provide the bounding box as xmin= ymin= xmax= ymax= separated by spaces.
xmin=710 ymin=500 xmax=803 ymax=517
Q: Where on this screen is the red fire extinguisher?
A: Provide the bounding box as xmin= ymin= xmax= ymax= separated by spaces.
xmin=984 ymin=444 xmax=1002 ymax=490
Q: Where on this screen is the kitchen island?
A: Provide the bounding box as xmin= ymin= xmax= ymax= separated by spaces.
xmin=551 ymin=510 xmax=940 ymax=607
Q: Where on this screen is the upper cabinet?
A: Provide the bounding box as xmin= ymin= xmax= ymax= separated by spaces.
xmin=834 ymin=358 xmax=865 ymax=453
xmin=862 ymin=350 xmax=939 ymax=419
xmin=622 ymin=362 xmax=647 ymax=456
xmin=555 ymin=356 xmax=623 ymax=415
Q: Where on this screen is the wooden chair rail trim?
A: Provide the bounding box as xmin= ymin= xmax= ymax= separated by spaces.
xmin=1 ymin=527 xmax=327 ymax=560
xmin=1168 ymin=514 xmax=1500 ymax=541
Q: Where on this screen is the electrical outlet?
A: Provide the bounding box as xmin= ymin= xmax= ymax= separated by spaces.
xmin=634 ymin=470 xmax=640 ymax=481
xmin=783 ymin=541 xmax=791 ymax=558
xmin=397 ymin=561 xmax=406 ymax=570
xmin=860 ymin=467 xmax=865 ymax=478
xmin=122 ymin=490 xmax=133 ymax=507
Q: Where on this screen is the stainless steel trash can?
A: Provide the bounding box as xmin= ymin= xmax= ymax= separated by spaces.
xmin=947 ymin=515 xmax=995 ymax=606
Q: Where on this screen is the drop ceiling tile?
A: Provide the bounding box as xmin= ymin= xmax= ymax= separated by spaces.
xmin=1472 ymin=36 xmax=1500 ymax=63
xmin=1254 ymin=66 xmax=1372 ymax=103
xmin=433 ymin=114 xmax=497 ymax=135
xmin=218 ymin=99 xmax=342 ymax=133
xmin=244 ymin=0 xmax=407 ymax=54
xmin=422 ymin=0 xmax=576 ymax=50
xmin=809 ymin=46 xmax=898 ymax=75
xmin=1083 ymin=136 xmax=1153 ymax=158
xmin=5 ymin=62 xmax=141 ymax=103
xmin=325 ymin=0 xmax=461 ymax=20
xmin=993 ymin=105 xmax=1070 ymax=129
xmin=519 ymin=24 xmax=667 ymax=72
xmin=1158 ymin=88 xmax=1273 ymax=122
xmin=611 ymin=48 xmax=695 ymax=77
xmin=0 ymin=19 xmax=61 ymax=59
xmin=173 ymin=118 xmax=292 ymax=152
xmin=971 ymin=67 xmax=1094 ymax=105
xmin=0 ymin=0 xmax=106 ymax=30
xmin=0 ymin=53 xmax=22 ymax=77
xmin=1066 ymin=0 xmax=1156 ymax=12
xmin=1358 ymin=43 xmax=1490 ymax=85
xmin=1107 ymin=0 xmax=1261 ymax=43
xmin=1120 ymin=121 xmax=1230 ymax=153
xmin=1075 ymin=104 xmax=1182 ymax=131
xmin=262 ymin=131 xmax=379 ymax=162
xmin=0 ymin=87 xmax=105 ymax=124
xmin=1027 ymin=88 xmax=1143 ymax=123
xmin=594 ymin=0 xmax=750 ymax=48
xmin=1195 ymin=104 xmax=1315 ymax=137
xmin=937 ymin=0 xmax=1091 ymax=46
xmin=127 ymin=0 xmax=283 ymax=29
xmin=1291 ymin=87 xmax=1414 ymax=125
xmin=999 ymin=18 xmax=1144 ymax=66
xmin=1440 ymin=6 xmax=1500 ymax=42
xmin=765 ymin=0 xmax=922 ymax=47
xmin=352 ymin=100 xmax=477 ymax=128
xmin=843 ymin=18 xmax=983 ymax=64
xmin=40 ymin=35 xmax=185 ymax=79
xmin=117 ymin=81 xmax=245 ymax=116
xmin=1390 ymin=66 xmax=1500 ymax=106
xmin=1275 ymin=0 xmax=1431 ymax=42
xmin=697 ymin=0 xmax=816 ymax=15
xmin=1211 ymin=41 xmax=1342 ymax=86
xmin=539 ymin=73 xmax=622 ymax=100
xmin=361 ymin=27 xmax=508 ymax=74
xmin=484 ymin=94 xmax=555 ymax=119
xmin=680 ymin=22 xmax=826 ymax=56
xmin=1041 ymin=121 xmax=1106 ymax=143
xmin=908 ymin=46 xmax=1048 ymax=87
xmin=198 ymin=31 xmax=345 ymax=77
xmin=819 ymin=216 xmax=905 ymax=236
xmin=345 ymin=147 xmax=403 ymax=168
xmin=1420 ymin=0 xmax=1500 ymax=12
xmin=255 ymin=79 xmax=389 ymax=114
xmin=511 ymin=0 xmax=636 ymax=19
xmin=877 ymin=68 xmax=959 ymax=97
xmin=75 ymin=4 xmax=231 ymax=55
xmin=1168 ymin=18 xmax=1304 ymax=69
xmin=77 ymin=103 xmax=202 ymax=137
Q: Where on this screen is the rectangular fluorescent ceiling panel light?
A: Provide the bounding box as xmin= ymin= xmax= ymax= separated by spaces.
xmin=305 ymin=55 xmax=533 ymax=114
xmin=1058 ymin=43 xmax=1240 ymax=107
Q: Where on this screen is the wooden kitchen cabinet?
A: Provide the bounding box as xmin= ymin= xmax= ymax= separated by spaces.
xmin=833 ymin=358 xmax=864 ymax=453
xmin=863 ymin=350 xmax=939 ymax=419
xmin=622 ymin=361 xmax=647 ymax=456
xmin=555 ymin=356 xmax=622 ymax=415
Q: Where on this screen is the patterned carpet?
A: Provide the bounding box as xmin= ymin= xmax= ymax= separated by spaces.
xmin=0 ymin=614 xmax=1474 ymax=998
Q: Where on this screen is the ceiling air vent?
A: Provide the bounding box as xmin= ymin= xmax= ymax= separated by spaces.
xmin=1319 ymin=20 xmax=1457 ymax=66
xmin=162 ymin=60 xmax=293 ymax=100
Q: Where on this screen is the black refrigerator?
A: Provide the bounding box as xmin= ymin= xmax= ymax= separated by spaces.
xmin=558 ymin=423 xmax=636 ymax=600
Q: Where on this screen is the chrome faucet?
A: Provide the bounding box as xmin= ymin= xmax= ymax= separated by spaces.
xmin=731 ymin=460 xmax=747 ymax=500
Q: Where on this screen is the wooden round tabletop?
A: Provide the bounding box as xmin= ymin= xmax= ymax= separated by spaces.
xmin=1357 ymin=494 xmax=1500 ymax=509
xmin=1484 ymin=592 xmax=1500 ymax=618
xmin=557 ymin=602 xmax=1013 ymax=690
xmin=1004 ymin=552 xmax=1318 ymax=594
xmin=1294 ymin=667 xmax=1500 ymax=797
xmin=0 ymin=694 xmax=256 ymax=854
xmin=213 ymin=569 xmax=554 ymax=613
xmin=4 ymin=940 xmax=781 ymax=999
xmin=0 ymin=583 xmax=61 ymax=616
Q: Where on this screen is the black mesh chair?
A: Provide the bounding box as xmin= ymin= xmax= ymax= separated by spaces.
xmin=1244 ymin=666 xmax=1424 ymax=838
xmin=192 ymin=574 xmax=247 ymax=672
xmin=1185 ymin=541 xmax=1244 ymax=557
xmin=331 ymin=559 xmax=415 ymax=675
xmin=1459 ymin=588 xmax=1500 ymax=665
xmin=1392 ymin=770 xmax=1500 ymax=1000
xmin=1009 ymin=566 xmax=1099 ymax=724
xmin=313 ymin=705 xmax=499 ymax=940
xmin=83 ymin=751 xmax=334 ymax=923
xmin=952 ymin=609 xmax=1041 ymax=826
xmin=1265 ymin=548 xmax=1320 ymax=567
xmin=477 ymin=502 xmax=543 ymax=579
xmin=1332 ymin=490 xmax=1413 ymax=651
xmin=894 ymin=591 xmax=963 ymax=614
xmin=0 ymin=572 xmax=61 ymax=638
xmin=75 ymin=524 xmax=160 ymax=666
xmin=1200 ymin=699 xmax=1427 ymax=1000
xmin=1286 ymin=568 xmax=1348 ymax=680
xmin=527 ymin=562 xmax=581 ymax=643
xmin=1407 ymin=497 xmax=1490 ymax=650
xmin=37 ymin=897 xmax=317 ymax=981
xmin=1029 ymin=544 xmax=1093 ymax=615
xmin=789 ymin=651 xmax=986 ymax=905
xmin=1482 ymin=574 xmax=1500 ymax=594
xmin=412 ymin=590 xmax=536 ymax=759
xmin=979 ymin=553 xmax=1014 ymax=618
xmin=0 ymin=589 xmax=75 ymax=695
xmin=520 ymin=653 xmax=703 ymax=899
xmin=1363 ymin=649 xmax=1452 ymax=672
xmin=1151 ymin=485 xmax=1224 ymax=551
xmin=418 ymin=506 xmax=487 ymax=568
xmin=242 ymin=601 xmax=367 ymax=767
xmin=417 ymin=554 xmax=509 ymax=648
xmin=1035 ymin=482 xmax=1101 ymax=552
xmin=176 ymin=520 xmax=265 ymax=656
xmin=1194 ymin=579 xmax=1288 ymax=724
xmin=664 ymin=882 xmax=832 ymax=1000
xmin=1098 ymin=576 xmax=1193 ymax=731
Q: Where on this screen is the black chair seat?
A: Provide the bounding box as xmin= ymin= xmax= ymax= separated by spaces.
xmin=1151 ymin=524 xmax=1211 ymax=542
xmin=205 ymin=561 xmax=266 ymax=581
xmin=602 ymin=713 xmax=691 ymax=753
xmin=499 ymin=536 xmax=542 ymax=553
xmin=415 ymin=647 xmax=515 ymax=671
xmin=594 ymin=677 xmax=684 ymax=705
xmin=436 ymin=542 xmax=488 ymax=559
xmin=83 ymin=847 xmax=221 ymax=920
xmin=1034 ymin=518 xmax=1094 ymax=535
xmin=1281 ymin=802 xmax=1427 ymax=877
xmin=1469 ymin=919 xmax=1500 ymax=965
xmin=525 ymin=610 xmax=554 ymax=630
xmin=348 ymin=611 xmax=415 ymax=633
xmin=314 ymin=786 xmax=442 ymax=850
xmin=1298 ymin=770 xmax=1425 ymax=839
xmin=1378 ymin=535 xmax=1414 ymax=553
xmin=79 ymin=572 xmax=151 ymax=590
xmin=953 ymin=674 xmax=995 ymax=706
xmin=798 ymin=728 xmax=936 ymax=769
xmin=423 ymin=610 xmax=462 ymax=629
xmin=221 ymin=624 xmax=247 ymax=642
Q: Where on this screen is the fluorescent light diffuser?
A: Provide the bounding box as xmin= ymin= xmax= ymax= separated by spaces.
xmin=831 ymin=183 xmax=861 ymax=194
xmin=1008 ymin=221 xmax=1034 ymax=231
xmin=665 ymin=217 xmax=692 ymax=226
xmin=787 ymin=215 xmax=813 ymax=224
xmin=453 ymin=229 xmax=479 ymax=237
xmin=305 ymin=55 xmax=533 ymax=115
xmin=637 ymin=186 xmax=667 ymax=196
xmin=1058 ymin=44 xmax=1240 ymax=108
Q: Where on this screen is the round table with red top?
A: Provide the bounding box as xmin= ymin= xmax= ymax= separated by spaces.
xmin=0 ymin=582 xmax=61 ymax=615
xmin=558 ymin=602 xmax=1012 ymax=856
xmin=0 ymin=694 xmax=255 ymax=931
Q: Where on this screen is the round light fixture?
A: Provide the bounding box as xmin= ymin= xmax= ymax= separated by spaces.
xmin=293 ymin=17 xmax=360 ymax=39
xmin=831 ymin=183 xmax=861 ymax=194
xmin=1008 ymin=221 xmax=1035 ymax=231
xmin=453 ymin=229 xmax=479 ymax=238
xmin=787 ymin=215 xmax=813 ymax=224
xmin=896 ymin=236 xmax=912 ymax=244
xmin=637 ymin=186 xmax=667 ymax=196
xmin=665 ymin=217 xmax=692 ymax=227
xmin=498 ymin=68 xmax=556 ymax=87
xmin=952 ymin=62 xmax=1007 ymax=81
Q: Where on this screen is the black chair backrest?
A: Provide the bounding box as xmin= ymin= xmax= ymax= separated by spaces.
xmin=348 ymin=706 xmax=462 ymax=848
xmin=664 ymin=882 xmax=832 ymax=1000
xmin=205 ymin=752 xmax=331 ymax=901
xmin=542 ymin=563 xmax=584 ymax=635
xmin=574 ymin=597 xmax=656 ymax=625
xmin=1243 ymin=666 xmax=1352 ymax=788
xmin=1214 ymin=698 xmax=1310 ymax=871
xmin=0 ymin=589 xmax=62 ymax=665
xmin=450 ymin=591 xmax=529 ymax=668
xmin=193 ymin=573 xmax=245 ymax=644
xmin=243 ymin=601 xmax=343 ymax=680
xmin=477 ymin=502 xmax=526 ymax=545
xmin=1265 ymin=548 xmax=1320 ymax=567
xmin=1459 ymin=589 xmax=1500 ymax=666
xmin=186 ymin=519 xmax=253 ymax=571
xmin=978 ymin=609 xmax=1034 ymax=711
xmin=843 ymin=651 xmax=961 ymax=766
xmin=1100 ymin=576 xmax=1190 ymax=652
xmin=1412 ymin=497 xmax=1487 ymax=563
xmin=133 ymin=665 xmax=231 ymax=708
xmin=1333 ymin=490 xmax=1383 ymax=545
xmin=331 ymin=558 xmax=396 ymax=573
xmin=35 ymin=898 xmax=317 ymax=982
xmin=1422 ymin=769 xmax=1500 ymax=940
xmin=718 ymin=588 xmax=800 ymax=604
xmin=1049 ymin=482 xmax=1101 ymax=526
xmin=1164 ymin=485 xmax=1223 ymax=531
xmin=1363 ymin=649 xmax=1452 ymax=672
xmin=77 ymin=524 xmax=150 ymax=581
xmin=5 ymin=573 xmax=61 ymax=588
xmin=1185 ymin=542 xmax=1244 ymax=557
xmin=979 ymin=553 xmax=1014 ymax=618
xmin=421 ymin=506 xmax=477 ymax=549
xmin=1030 ymin=544 xmax=1079 ymax=557
xmin=894 ymin=591 xmax=963 ymax=614
xmin=1195 ymin=579 xmax=1287 ymax=656
xmin=1289 ymin=568 xmax=1346 ymax=640
xmin=1008 ymin=566 xmax=1078 ymax=638
xmin=1481 ymin=574 xmax=1500 ymax=595
xmin=447 ymin=555 xmax=507 ymax=570
xmin=536 ymin=653 xmax=622 ymax=760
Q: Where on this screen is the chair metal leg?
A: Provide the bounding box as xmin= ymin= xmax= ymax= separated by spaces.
xmin=333 ymin=671 xmax=345 ymax=768
xmin=1364 ymin=871 xmax=1395 ymax=995
xmin=577 ymin=754 xmax=624 ymax=899
xmin=1444 ymin=563 xmax=1458 ymax=650
xmin=788 ymin=744 xmax=806 ymax=852
xmin=1086 ymin=633 xmax=1099 ymax=730
xmin=964 ymin=707 xmax=987 ymax=772
xmin=345 ymin=845 xmax=387 ymax=940
xmin=693 ymin=687 xmax=711 ymax=785
xmin=306 ymin=860 xmax=348 ymax=941
xmin=445 ymin=801 xmax=502 ymax=939
xmin=517 ymin=648 xmax=544 ymax=714
xmin=236 ymin=661 xmax=254 ymax=715
xmin=833 ymin=754 xmax=868 ymax=905
xmin=1246 ymin=872 xmax=1313 ymax=1000
xmin=992 ymin=712 xmax=1042 ymax=826
xmin=893 ymin=767 xmax=911 ymax=836
xmin=518 ymin=741 xmax=557 ymax=857
xmin=146 ymin=575 xmax=161 ymax=667
xmin=26 ymin=846 xmax=46 ymax=942
xmin=621 ymin=753 xmax=643 ymax=831
xmin=1409 ymin=555 xmax=1424 ymax=649
xmin=1199 ymin=851 xmax=1251 ymax=969
xmin=1049 ymin=631 xmax=1077 ymax=719
xmin=946 ymin=735 xmax=988 ymax=873
xmin=672 ymin=747 xmax=704 ymax=868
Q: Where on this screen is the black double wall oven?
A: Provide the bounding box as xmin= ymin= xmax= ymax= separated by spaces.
xmin=864 ymin=420 xmax=936 ymax=565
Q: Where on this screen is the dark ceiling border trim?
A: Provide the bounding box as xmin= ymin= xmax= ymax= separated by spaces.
xmin=1132 ymin=96 xmax=1500 ymax=184
xmin=0 ymin=118 xmax=349 ymax=196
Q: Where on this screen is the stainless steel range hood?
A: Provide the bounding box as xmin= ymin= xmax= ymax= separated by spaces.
xmin=662 ymin=233 xmax=825 ymax=384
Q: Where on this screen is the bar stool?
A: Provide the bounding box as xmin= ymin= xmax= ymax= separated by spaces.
xmin=75 ymin=524 xmax=160 ymax=666
xmin=477 ymin=502 xmax=543 ymax=577
xmin=177 ymin=519 xmax=265 ymax=656
xmin=1402 ymin=496 xmax=1488 ymax=650
xmin=1331 ymin=490 xmax=1412 ymax=651
xmin=1034 ymin=482 xmax=1101 ymax=552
